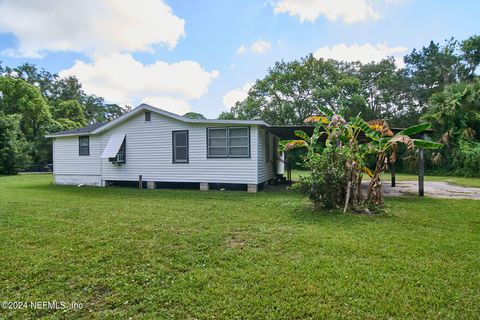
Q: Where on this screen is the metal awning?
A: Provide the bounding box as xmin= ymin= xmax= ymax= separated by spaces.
xmin=266 ymin=124 xmax=434 ymax=197
xmin=267 ymin=125 xmax=433 ymax=141
xmin=101 ymin=133 xmax=125 ymax=158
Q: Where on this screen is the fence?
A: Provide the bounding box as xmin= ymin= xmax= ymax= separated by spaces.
xmin=20 ymin=163 xmax=53 ymax=173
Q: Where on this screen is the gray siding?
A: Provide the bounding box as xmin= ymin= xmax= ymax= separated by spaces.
xmin=99 ymin=112 xmax=259 ymax=184
xmin=257 ymin=128 xmax=274 ymax=183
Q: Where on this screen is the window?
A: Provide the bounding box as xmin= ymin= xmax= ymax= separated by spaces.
xmin=207 ymin=127 xmax=249 ymax=158
xmin=265 ymin=132 xmax=271 ymax=163
xmin=207 ymin=128 xmax=227 ymax=157
xmin=116 ymin=138 xmax=126 ymax=163
xmin=79 ymin=136 xmax=89 ymax=155
xmin=145 ymin=111 xmax=151 ymax=121
xmin=173 ymin=130 xmax=188 ymax=163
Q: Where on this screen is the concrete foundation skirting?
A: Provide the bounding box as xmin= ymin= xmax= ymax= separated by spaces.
xmin=200 ymin=182 xmax=209 ymax=191
xmin=247 ymin=184 xmax=258 ymax=193
xmin=147 ymin=181 xmax=155 ymax=189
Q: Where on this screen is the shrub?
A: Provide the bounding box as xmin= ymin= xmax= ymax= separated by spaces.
xmin=454 ymin=140 xmax=480 ymax=177
xmin=291 ymin=148 xmax=348 ymax=209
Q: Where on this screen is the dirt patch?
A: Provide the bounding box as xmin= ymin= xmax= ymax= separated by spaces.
xmin=225 ymin=232 xmax=248 ymax=249
xmin=379 ymin=181 xmax=480 ymax=200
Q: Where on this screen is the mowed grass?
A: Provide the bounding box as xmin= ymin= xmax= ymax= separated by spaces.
xmin=292 ymin=169 xmax=480 ymax=188
xmin=1 ymin=175 xmax=479 ymax=319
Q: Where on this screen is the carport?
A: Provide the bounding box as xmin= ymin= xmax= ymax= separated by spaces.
xmin=267 ymin=125 xmax=433 ymax=197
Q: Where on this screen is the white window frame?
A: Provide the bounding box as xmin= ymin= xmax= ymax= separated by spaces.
xmin=79 ymin=136 xmax=89 ymax=156
xmin=173 ymin=130 xmax=189 ymax=163
xmin=207 ymin=127 xmax=250 ymax=158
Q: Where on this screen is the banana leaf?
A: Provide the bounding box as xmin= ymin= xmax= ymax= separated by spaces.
xmin=412 ymin=139 xmax=443 ymax=149
xmin=396 ymin=123 xmax=431 ymax=136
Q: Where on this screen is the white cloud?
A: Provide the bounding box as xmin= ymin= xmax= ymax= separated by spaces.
xmin=237 ymin=45 xmax=246 ymax=54
xmin=223 ymin=82 xmax=253 ymax=109
xmin=251 ymin=40 xmax=272 ymax=54
xmin=237 ymin=40 xmax=272 ymax=55
xmin=59 ymin=53 xmax=219 ymax=114
xmin=0 ymin=0 xmax=185 ymax=57
xmin=313 ymin=43 xmax=408 ymax=67
xmin=273 ymin=0 xmax=379 ymax=23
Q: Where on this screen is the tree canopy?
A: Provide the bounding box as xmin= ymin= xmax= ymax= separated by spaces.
xmin=223 ymin=35 xmax=479 ymax=129
xmin=0 ymin=62 xmax=128 ymax=173
xmin=183 ymin=112 xmax=206 ymax=119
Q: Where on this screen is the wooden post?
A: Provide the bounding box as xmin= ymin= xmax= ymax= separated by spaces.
xmin=418 ymin=148 xmax=424 ymax=197
xmin=391 ymin=161 xmax=396 ymax=187
xmin=139 ymin=175 xmax=143 ymax=189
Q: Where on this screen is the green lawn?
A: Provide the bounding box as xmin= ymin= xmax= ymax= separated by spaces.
xmin=292 ymin=169 xmax=480 ymax=188
xmin=1 ymin=175 xmax=480 ymax=319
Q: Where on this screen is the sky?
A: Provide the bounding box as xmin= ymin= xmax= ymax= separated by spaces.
xmin=0 ymin=0 xmax=479 ymax=118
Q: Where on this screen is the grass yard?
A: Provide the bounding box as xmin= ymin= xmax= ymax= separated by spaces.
xmin=1 ymin=175 xmax=480 ymax=319
xmin=292 ymin=169 xmax=480 ymax=188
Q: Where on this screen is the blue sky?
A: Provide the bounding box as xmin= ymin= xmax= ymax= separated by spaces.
xmin=0 ymin=0 xmax=479 ymax=118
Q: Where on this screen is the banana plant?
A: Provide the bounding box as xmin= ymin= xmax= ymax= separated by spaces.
xmin=351 ymin=118 xmax=443 ymax=207
xmin=281 ymin=108 xmax=374 ymax=211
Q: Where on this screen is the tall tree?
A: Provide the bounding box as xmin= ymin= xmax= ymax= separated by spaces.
xmin=0 ymin=77 xmax=51 ymax=147
xmin=460 ymin=35 xmax=480 ymax=80
xmin=0 ymin=112 xmax=31 ymax=174
xmin=356 ymin=58 xmax=419 ymax=126
xmin=404 ymin=38 xmax=462 ymax=112
xmin=228 ymin=55 xmax=367 ymax=124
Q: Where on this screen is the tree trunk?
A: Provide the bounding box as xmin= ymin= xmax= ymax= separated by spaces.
xmin=367 ymin=153 xmax=386 ymax=209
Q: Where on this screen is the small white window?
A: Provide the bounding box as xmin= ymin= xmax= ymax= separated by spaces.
xmin=79 ymin=136 xmax=89 ymax=155
xmin=207 ymin=127 xmax=249 ymax=158
xmin=173 ymin=131 xmax=188 ymax=163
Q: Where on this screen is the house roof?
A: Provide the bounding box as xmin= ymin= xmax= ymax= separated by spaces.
xmin=46 ymin=104 xmax=269 ymax=138
xmin=46 ymin=122 xmax=105 ymax=137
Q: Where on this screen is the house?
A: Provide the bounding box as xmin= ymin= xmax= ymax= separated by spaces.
xmin=46 ymin=104 xmax=285 ymax=192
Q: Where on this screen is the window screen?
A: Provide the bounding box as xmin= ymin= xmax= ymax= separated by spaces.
xmin=207 ymin=127 xmax=249 ymax=158
xmin=116 ymin=138 xmax=126 ymax=163
xmin=79 ymin=136 xmax=89 ymax=155
xmin=173 ymin=131 xmax=188 ymax=163
xmin=207 ymin=128 xmax=227 ymax=157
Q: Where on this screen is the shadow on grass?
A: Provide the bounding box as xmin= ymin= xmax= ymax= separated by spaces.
xmin=289 ymin=200 xmax=397 ymax=227
xmin=16 ymin=182 xmax=297 ymax=204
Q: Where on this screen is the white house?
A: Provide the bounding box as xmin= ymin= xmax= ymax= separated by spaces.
xmin=46 ymin=104 xmax=284 ymax=192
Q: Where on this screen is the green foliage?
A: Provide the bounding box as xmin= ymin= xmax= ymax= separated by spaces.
xmin=0 ymin=62 xmax=127 ymax=167
xmin=0 ymin=77 xmax=51 ymax=162
xmin=51 ymin=100 xmax=87 ymax=127
xmin=460 ymin=35 xmax=480 ymax=79
xmin=217 ymin=111 xmax=236 ymax=120
xmin=284 ymin=111 xmax=438 ymax=211
xmin=183 ymin=112 xmax=206 ymax=119
xmin=397 ymin=123 xmax=432 ymax=136
xmin=454 ymin=140 xmax=480 ymax=177
xmin=423 ymin=80 xmax=480 ymax=173
xmin=228 ymin=55 xmax=367 ymax=124
xmin=292 ymin=148 xmax=348 ymax=209
xmin=404 ymin=38 xmax=462 ymax=109
xmin=0 ymin=113 xmax=31 ymax=174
